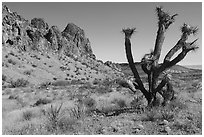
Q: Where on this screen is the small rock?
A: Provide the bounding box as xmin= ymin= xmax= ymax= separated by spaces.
xmin=163 ymin=120 xmax=169 ymax=125
xmin=164 ymin=126 xmax=171 ymax=134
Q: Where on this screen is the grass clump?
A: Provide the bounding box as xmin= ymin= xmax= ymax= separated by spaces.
xmin=22 ymin=110 xmax=33 ymax=121
xmin=69 ymin=105 xmax=84 ymax=119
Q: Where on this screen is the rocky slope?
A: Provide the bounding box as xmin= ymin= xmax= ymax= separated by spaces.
xmin=2 ymin=5 xmax=122 ymax=86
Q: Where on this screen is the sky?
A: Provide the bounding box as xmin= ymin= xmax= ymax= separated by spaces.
xmin=3 ymin=2 xmax=202 ymax=65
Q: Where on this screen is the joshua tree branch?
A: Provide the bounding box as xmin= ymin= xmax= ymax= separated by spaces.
xmin=158 ymin=41 xmax=198 ymax=74
xmin=153 ymin=7 xmax=178 ymax=65
xmin=164 ymin=39 xmax=185 ymax=62
xmin=122 ymin=28 xmax=151 ymax=99
xmin=153 ymin=24 xmax=165 ymax=65
xmin=164 ymin=24 xmax=198 ymax=62
xmin=124 ymin=37 xmax=145 ymax=88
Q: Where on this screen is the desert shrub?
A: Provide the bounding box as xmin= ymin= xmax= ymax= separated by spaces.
xmin=83 ymin=97 xmax=96 ymax=115
xmin=5 ymin=54 xmax=9 ymax=58
xmin=23 ymin=70 xmax=32 ymax=76
xmin=117 ymin=79 xmax=130 ymax=88
xmin=112 ymin=98 xmax=127 ymax=108
xmin=100 ymin=105 xmax=116 ymax=114
xmin=81 ymin=78 xmax=86 ymax=81
xmin=22 ymin=110 xmax=33 ymax=121
xmin=172 ymin=121 xmax=198 ymax=134
xmin=32 ymin=64 xmax=37 ymax=68
xmin=59 ymin=66 xmax=67 ymax=71
xmin=8 ymin=94 xmax=18 ymax=99
xmin=70 ymin=79 xmax=84 ymax=85
xmin=39 ymin=82 xmax=51 ymax=89
xmin=168 ymin=99 xmax=187 ymax=111
xmin=8 ymin=59 xmax=16 ymax=65
xmin=2 ymin=74 xmax=7 ymax=81
xmin=78 ymin=82 xmax=94 ymax=91
xmin=4 ymin=123 xmax=37 ymax=135
xmin=143 ymin=107 xmax=159 ymax=122
xmin=53 ymin=77 xmax=57 ymax=80
xmin=45 ymin=103 xmax=64 ymax=131
xmin=158 ymin=107 xmax=175 ymax=121
xmin=194 ymin=112 xmax=202 ymax=130
xmin=65 ymin=78 xmax=68 ymax=80
xmin=16 ymin=97 xmax=27 ymax=107
xmin=33 ymin=98 xmax=52 ymax=106
xmin=10 ymin=78 xmax=29 ymax=88
xmin=52 ymin=80 xmax=70 ymax=87
xmin=95 ymin=86 xmax=112 ymax=94
xmin=130 ymin=96 xmax=145 ymax=109
xmin=92 ymin=79 xmax=100 ymax=85
xmin=83 ymin=97 xmax=96 ymax=108
xmin=57 ymin=116 xmax=76 ymax=133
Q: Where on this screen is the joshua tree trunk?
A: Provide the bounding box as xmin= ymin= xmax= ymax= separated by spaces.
xmin=122 ymin=7 xmax=199 ymax=106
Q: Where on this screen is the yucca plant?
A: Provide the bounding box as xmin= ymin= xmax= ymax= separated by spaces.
xmin=45 ymin=103 xmax=64 ymax=131
xmin=122 ymin=6 xmax=199 ymax=106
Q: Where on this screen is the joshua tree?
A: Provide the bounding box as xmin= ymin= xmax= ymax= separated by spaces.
xmin=122 ymin=6 xmax=199 ymax=106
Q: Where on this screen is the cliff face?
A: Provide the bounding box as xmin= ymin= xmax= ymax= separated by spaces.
xmin=2 ymin=5 xmax=122 ymax=86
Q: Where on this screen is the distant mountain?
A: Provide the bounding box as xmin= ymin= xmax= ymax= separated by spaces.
xmin=116 ymin=62 xmax=200 ymax=77
xmin=184 ymin=65 xmax=202 ymax=70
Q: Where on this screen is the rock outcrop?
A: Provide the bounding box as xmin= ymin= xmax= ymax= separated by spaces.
xmin=62 ymin=23 xmax=94 ymax=58
xmin=2 ymin=5 xmax=122 ymax=86
xmin=2 ymin=5 xmax=95 ymax=58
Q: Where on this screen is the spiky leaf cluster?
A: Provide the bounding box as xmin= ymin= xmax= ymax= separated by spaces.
xmin=122 ymin=28 xmax=136 ymax=38
xmin=156 ymin=6 xmax=178 ymax=29
xmin=181 ymin=23 xmax=198 ymax=35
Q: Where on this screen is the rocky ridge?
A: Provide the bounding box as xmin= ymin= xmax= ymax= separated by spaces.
xmin=2 ymin=5 xmax=122 ymax=86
